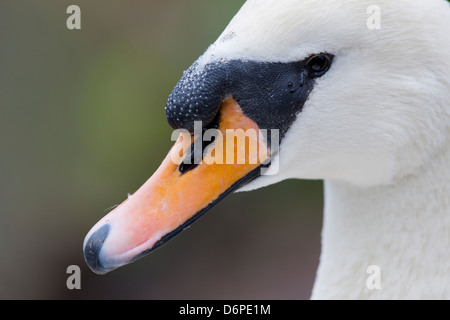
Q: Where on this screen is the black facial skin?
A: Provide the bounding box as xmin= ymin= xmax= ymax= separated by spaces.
xmin=165 ymin=54 xmax=334 ymax=141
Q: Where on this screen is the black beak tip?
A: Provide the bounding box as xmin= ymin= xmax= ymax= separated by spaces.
xmin=83 ymin=224 xmax=111 ymax=275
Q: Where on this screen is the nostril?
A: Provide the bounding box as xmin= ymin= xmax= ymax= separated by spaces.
xmin=179 ymin=144 xmax=199 ymax=174
xmin=178 ymin=112 xmax=221 ymax=174
xmin=83 ymin=224 xmax=110 ymax=274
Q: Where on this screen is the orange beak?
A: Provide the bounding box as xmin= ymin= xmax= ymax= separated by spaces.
xmin=83 ymin=98 xmax=269 ymax=274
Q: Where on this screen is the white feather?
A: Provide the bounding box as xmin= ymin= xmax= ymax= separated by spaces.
xmin=199 ymin=0 xmax=450 ymax=299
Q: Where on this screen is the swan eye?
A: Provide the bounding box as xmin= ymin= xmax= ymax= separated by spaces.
xmin=306 ymin=54 xmax=333 ymax=77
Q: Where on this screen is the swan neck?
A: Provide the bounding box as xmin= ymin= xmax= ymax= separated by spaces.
xmin=312 ymin=147 xmax=450 ymax=299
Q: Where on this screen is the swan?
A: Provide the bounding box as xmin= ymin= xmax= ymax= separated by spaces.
xmin=83 ymin=0 xmax=450 ymax=299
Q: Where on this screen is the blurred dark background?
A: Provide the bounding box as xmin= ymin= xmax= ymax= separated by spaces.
xmin=0 ymin=0 xmax=323 ymax=299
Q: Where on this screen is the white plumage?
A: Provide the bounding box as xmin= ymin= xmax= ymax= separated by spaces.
xmin=198 ymin=0 xmax=450 ymax=299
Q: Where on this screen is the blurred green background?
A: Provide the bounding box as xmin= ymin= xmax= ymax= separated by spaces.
xmin=0 ymin=0 xmax=323 ymax=299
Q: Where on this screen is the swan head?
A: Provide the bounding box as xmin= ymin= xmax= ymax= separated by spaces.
xmin=219 ymin=0 xmax=450 ymax=190
xmin=83 ymin=0 xmax=450 ymax=274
